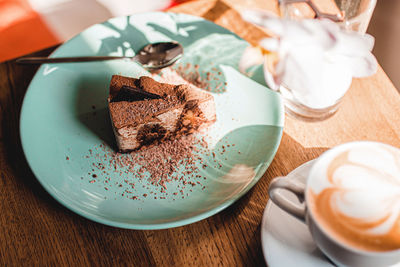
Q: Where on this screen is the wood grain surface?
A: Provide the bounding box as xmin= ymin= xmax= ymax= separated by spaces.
xmin=1 ymin=0 xmax=399 ymax=266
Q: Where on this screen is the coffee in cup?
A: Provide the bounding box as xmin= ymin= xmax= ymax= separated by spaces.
xmin=269 ymin=141 xmax=400 ymax=267
xmin=307 ymin=141 xmax=400 ymax=252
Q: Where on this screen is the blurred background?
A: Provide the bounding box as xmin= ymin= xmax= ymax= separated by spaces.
xmin=368 ymin=1 xmax=400 ymax=89
xmin=1 ymin=0 xmax=399 ymax=88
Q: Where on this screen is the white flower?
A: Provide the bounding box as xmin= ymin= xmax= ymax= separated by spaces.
xmin=241 ymin=10 xmax=377 ymax=109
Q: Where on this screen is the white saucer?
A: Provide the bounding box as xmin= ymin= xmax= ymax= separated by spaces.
xmin=261 ymin=160 xmax=334 ymax=267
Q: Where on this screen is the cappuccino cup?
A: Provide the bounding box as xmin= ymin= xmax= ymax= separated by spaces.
xmin=269 ymin=141 xmax=400 ymax=267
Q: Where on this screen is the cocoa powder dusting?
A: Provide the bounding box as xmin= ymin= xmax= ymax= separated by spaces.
xmin=126 ymin=134 xmax=204 ymax=188
xmin=83 ymin=133 xmax=214 ymax=200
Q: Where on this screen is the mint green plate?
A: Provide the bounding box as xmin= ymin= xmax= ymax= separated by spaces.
xmin=20 ymin=12 xmax=284 ymax=229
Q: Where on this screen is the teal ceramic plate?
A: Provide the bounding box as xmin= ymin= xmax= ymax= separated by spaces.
xmin=20 ymin=12 xmax=284 ymax=229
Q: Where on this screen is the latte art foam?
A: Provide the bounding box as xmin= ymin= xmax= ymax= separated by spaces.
xmin=307 ymin=143 xmax=400 ymax=252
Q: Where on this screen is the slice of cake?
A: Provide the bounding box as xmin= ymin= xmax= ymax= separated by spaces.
xmin=108 ymin=75 xmax=216 ymax=152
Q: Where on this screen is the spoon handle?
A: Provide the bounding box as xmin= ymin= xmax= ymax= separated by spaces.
xmin=15 ymin=55 xmax=138 ymax=64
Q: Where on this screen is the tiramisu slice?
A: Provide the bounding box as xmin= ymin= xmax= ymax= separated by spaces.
xmin=108 ymin=75 xmax=216 ymax=152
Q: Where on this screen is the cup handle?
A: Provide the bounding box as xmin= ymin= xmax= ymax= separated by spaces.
xmin=268 ymin=176 xmax=306 ymax=222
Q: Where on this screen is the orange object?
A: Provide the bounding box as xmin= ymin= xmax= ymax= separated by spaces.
xmin=0 ymin=0 xmax=60 ymax=62
xmin=165 ymin=0 xmax=192 ymax=9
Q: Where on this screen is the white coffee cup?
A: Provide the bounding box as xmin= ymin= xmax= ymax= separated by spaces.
xmin=268 ymin=141 xmax=400 ymax=267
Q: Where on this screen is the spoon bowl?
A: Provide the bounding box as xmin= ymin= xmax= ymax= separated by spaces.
xmin=136 ymin=42 xmax=183 ymax=69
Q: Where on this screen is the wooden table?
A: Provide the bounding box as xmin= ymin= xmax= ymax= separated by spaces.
xmin=1 ymin=0 xmax=399 ymax=266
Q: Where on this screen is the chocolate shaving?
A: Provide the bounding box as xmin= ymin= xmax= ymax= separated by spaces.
xmin=111 ymin=85 xmax=161 ymax=102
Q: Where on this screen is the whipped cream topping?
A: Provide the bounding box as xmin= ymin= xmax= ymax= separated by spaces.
xmin=240 ymin=10 xmax=377 ymax=109
xmin=308 ymin=142 xmax=400 ymax=251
